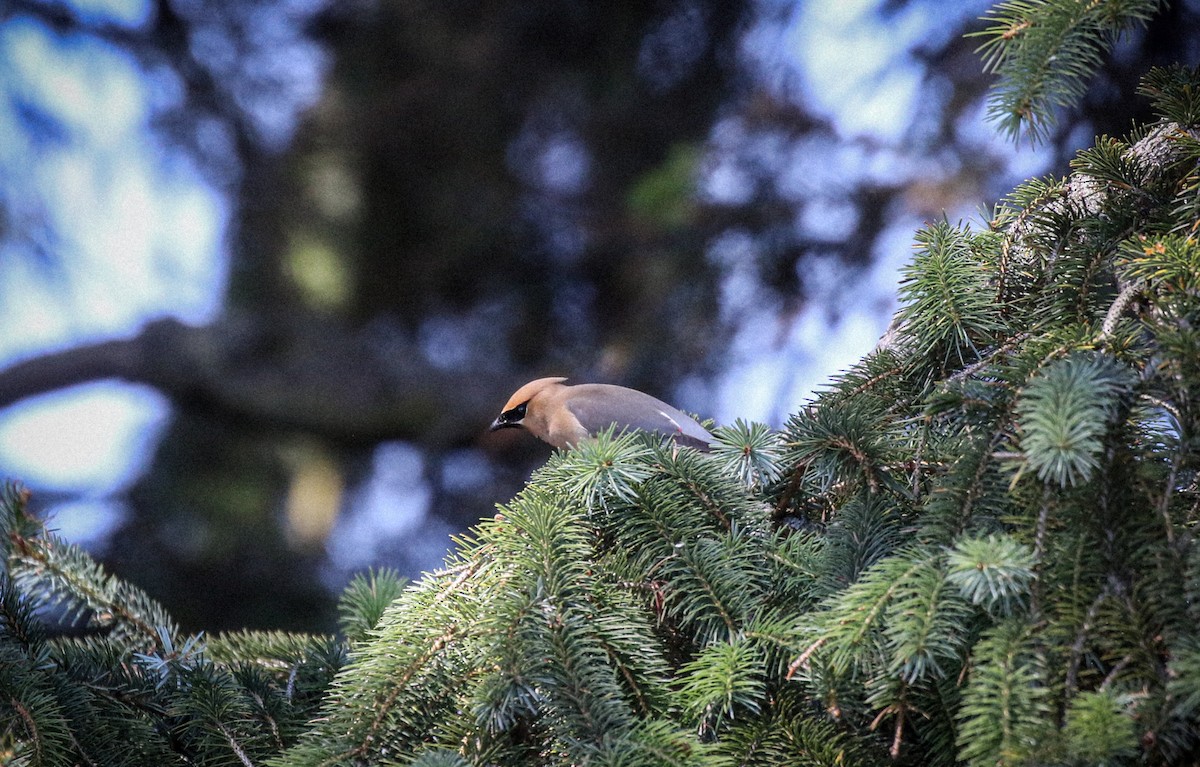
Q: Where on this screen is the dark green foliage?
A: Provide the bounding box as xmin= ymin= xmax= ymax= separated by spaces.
xmin=709 ymin=692 xmax=883 ymax=767
xmin=711 ymin=419 xmax=787 ymax=489
xmin=972 ymin=0 xmax=1165 ymax=142
xmin=336 ymin=567 xmax=406 ymax=644
xmin=1015 ymin=353 xmax=1132 ymax=486
xmin=816 ymin=494 xmax=905 ymax=593
xmin=1140 ymin=64 xmax=1200 ymax=126
xmin=1063 ymin=689 xmax=1139 ymax=764
xmin=264 ymin=65 xmax=1200 ymax=763
xmin=896 ymin=220 xmax=1005 ymax=372
xmin=955 ymin=620 xmax=1050 ymax=767
xmin=945 ymin=534 xmax=1036 ymax=617
xmin=736 ymin=64 xmax=1199 ymax=765
xmin=6 ymin=38 xmax=1200 ymax=767
xmin=0 ymin=484 xmax=344 ymax=766
xmin=273 ymin=436 xmax=809 ymax=766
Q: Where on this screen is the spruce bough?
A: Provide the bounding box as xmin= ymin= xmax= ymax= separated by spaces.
xmin=5 ymin=64 xmax=1200 ymax=767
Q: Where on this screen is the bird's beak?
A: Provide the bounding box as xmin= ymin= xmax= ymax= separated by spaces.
xmin=489 ymin=416 xmax=513 ymax=432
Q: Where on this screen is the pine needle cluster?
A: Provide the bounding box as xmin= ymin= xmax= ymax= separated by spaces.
xmin=972 ymin=0 xmax=1166 ymax=142
xmin=773 ymin=65 xmax=1200 ymax=765
xmin=4 ymin=49 xmax=1200 ymax=767
xmin=0 ymin=484 xmax=345 ymax=766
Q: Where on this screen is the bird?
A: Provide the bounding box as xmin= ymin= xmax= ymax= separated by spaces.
xmin=489 ymin=377 xmax=714 ymax=451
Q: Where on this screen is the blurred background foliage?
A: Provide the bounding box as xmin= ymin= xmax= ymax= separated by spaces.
xmin=1 ymin=0 xmax=1198 ymax=633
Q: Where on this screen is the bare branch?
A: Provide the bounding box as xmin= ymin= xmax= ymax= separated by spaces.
xmin=0 ymin=316 xmax=503 ymax=447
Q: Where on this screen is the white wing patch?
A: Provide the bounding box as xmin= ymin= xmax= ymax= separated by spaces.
xmin=658 ymin=409 xmax=684 ymax=433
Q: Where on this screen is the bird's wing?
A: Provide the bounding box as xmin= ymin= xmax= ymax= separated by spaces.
xmin=565 ymin=385 xmax=713 ymax=446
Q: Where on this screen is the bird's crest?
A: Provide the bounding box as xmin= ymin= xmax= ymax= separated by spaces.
xmin=502 ymin=377 xmax=568 ymax=411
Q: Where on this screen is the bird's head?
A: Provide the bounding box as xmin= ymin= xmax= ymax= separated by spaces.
xmin=489 ymin=377 xmax=568 ymax=433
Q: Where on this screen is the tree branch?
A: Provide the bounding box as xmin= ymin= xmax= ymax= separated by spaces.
xmin=0 ymin=316 xmax=503 ymax=447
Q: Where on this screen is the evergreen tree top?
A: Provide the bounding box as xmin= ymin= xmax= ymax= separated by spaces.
xmin=4 ymin=7 xmax=1200 ymax=766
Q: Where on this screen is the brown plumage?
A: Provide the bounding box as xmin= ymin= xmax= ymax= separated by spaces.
xmin=489 ymin=377 xmax=713 ymax=450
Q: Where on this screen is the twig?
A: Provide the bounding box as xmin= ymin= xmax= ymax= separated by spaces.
xmin=1099 ymin=281 xmax=1142 ymax=341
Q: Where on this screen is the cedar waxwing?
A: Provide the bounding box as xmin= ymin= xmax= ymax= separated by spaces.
xmin=490 ymin=377 xmax=714 ymax=450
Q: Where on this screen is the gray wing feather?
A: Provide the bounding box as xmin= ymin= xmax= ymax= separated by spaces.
xmin=565 ymin=384 xmax=713 ymax=447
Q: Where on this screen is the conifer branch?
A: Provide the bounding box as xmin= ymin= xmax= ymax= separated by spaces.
xmin=3 ymin=489 xmax=174 ymax=651
xmin=946 ymin=333 xmax=1031 ymax=383
xmin=1065 ymin=586 xmax=1113 ymax=697
xmin=972 ymin=0 xmax=1165 ymax=143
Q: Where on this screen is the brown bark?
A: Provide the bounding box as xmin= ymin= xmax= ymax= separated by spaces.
xmin=0 ymin=315 xmax=502 ymax=447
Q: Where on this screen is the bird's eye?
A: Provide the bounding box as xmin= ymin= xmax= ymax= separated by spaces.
xmin=514 ymin=402 xmax=528 ymax=418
